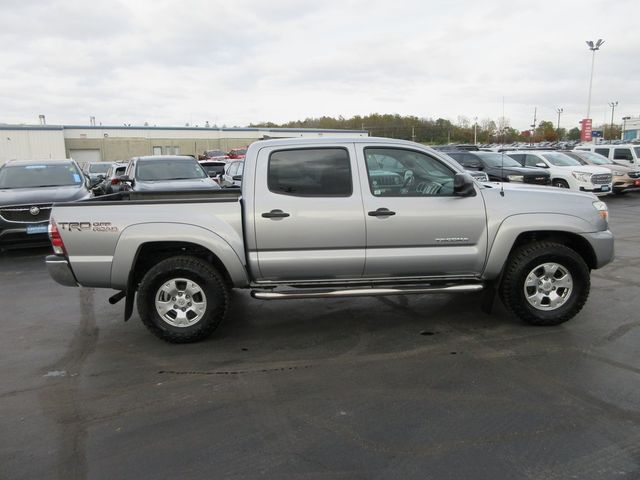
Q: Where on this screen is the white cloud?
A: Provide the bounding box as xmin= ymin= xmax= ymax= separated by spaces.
xmin=0 ymin=0 xmax=638 ymax=130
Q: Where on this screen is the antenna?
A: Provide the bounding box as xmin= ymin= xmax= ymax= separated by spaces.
xmin=500 ymin=96 xmax=505 ymax=197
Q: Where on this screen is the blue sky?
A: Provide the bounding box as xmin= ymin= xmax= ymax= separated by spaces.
xmin=1 ymin=0 xmax=638 ymax=131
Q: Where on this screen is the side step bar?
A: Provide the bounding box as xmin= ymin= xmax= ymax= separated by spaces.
xmin=251 ymin=283 xmax=483 ymax=300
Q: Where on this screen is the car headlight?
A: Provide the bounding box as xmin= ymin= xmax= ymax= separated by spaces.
xmin=506 ymin=174 xmax=524 ymax=182
xmin=572 ymin=171 xmax=593 ymax=183
xmin=612 ymin=170 xmax=625 ymax=177
xmin=592 ymin=200 xmax=608 ymax=222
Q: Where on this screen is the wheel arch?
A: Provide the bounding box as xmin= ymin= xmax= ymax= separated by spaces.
xmin=110 ymin=223 xmax=249 ymax=290
xmin=483 ymin=214 xmax=598 ymax=278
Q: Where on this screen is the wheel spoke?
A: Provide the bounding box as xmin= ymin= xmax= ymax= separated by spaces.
xmin=156 ymin=300 xmax=174 ymax=317
xmin=554 ymin=274 xmax=572 ymax=289
xmin=544 ymin=263 xmax=559 ymax=277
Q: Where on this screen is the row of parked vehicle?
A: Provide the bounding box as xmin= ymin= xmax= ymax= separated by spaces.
xmin=435 ymin=143 xmax=640 ymax=196
xmin=0 ymin=140 xmax=637 ymax=252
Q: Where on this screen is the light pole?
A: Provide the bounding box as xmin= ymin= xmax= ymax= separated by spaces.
xmin=622 ymin=116 xmax=631 ymax=141
xmin=473 ymin=116 xmax=478 ymax=145
xmin=586 ymin=39 xmax=604 ymax=121
xmin=609 ymin=101 xmax=618 ymax=141
xmin=556 ymin=107 xmax=563 ymax=141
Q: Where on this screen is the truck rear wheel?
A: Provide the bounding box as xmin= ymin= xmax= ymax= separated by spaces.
xmin=499 ymin=241 xmax=590 ymax=326
xmin=137 ymin=256 xmax=229 ymax=343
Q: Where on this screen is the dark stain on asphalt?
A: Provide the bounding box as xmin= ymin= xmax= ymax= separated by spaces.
xmin=38 ymin=287 xmax=99 ymax=480
xmin=158 ymin=364 xmax=314 ymax=376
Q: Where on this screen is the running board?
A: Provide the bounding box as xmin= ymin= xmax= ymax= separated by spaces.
xmin=251 ymin=283 xmax=484 ymax=300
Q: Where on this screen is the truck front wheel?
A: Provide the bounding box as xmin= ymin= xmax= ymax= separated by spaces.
xmin=499 ymin=242 xmax=590 ymax=326
xmin=137 ymin=256 xmax=229 ymax=343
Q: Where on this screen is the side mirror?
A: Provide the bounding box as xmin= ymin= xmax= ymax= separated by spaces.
xmin=535 ymin=162 xmax=548 ymax=168
xmin=232 ymin=175 xmax=243 ymax=181
xmin=453 ymin=173 xmax=476 ymax=197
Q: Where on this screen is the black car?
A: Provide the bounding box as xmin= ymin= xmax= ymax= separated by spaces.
xmin=93 ymin=161 xmax=129 ymax=195
xmin=119 ymin=156 xmax=220 ymax=192
xmin=446 ymin=151 xmax=551 ymax=185
xmin=0 ymin=159 xmax=91 ymax=249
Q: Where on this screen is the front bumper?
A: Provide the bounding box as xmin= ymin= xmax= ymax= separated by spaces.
xmin=581 ymin=230 xmax=615 ymax=269
xmin=0 ymin=225 xmax=50 ymax=249
xmin=579 ymin=185 xmax=612 ymax=196
xmin=46 ymin=255 xmax=79 ymax=287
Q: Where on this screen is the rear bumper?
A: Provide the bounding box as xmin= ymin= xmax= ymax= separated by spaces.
xmin=46 ymin=255 xmax=79 ymax=287
xmin=581 ymin=230 xmax=615 ymax=269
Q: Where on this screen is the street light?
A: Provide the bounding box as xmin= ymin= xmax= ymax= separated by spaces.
xmin=473 ymin=116 xmax=478 ymax=145
xmin=622 ymin=116 xmax=631 ymax=141
xmin=586 ymin=39 xmax=605 ymax=121
xmin=556 ymin=107 xmax=564 ymax=141
xmin=609 ymin=101 xmax=618 ymax=141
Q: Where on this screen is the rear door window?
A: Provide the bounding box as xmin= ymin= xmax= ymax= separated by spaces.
xmin=268 ymin=148 xmax=352 ymax=197
xmin=595 ymin=148 xmax=610 ymax=157
xmin=614 ymin=148 xmax=633 ymax=161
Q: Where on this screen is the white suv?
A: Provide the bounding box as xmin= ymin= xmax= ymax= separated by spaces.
xmin=574 ymin=144 xmax=640 ymax=167
xmin=504 ymin=151 xmax=612 ymax=196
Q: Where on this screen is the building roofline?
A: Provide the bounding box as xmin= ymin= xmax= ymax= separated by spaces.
xmin=0 ymin=124 xmax=64 ymax=131
xmin=0 ymin=124 xmax=366 ymax=134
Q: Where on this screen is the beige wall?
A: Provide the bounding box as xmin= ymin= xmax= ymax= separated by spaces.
xmin=64 ymin=137 xmax=256 ymax=162
xmin=0 ymin=129 xmax=66 ymax=165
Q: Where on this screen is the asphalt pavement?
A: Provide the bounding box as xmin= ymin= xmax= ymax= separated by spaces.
xmin=1 ymin=193 xmax=639 ymax=480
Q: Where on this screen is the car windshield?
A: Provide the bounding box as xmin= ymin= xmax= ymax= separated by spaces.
xmin=576 ymin=151 xmax=612 ymax=165
xmin=635 ymin=147 xmax=640 ymax=157
xmin=88 ymin=163 xmax=110 ymax=173
xmin=136 ymin=159 xmax=207 ymax=181
xmin=0 ymin=163 xmax=84 ymax=189
xmin=232 ymin=149 xmax=246 ymax=155
xmin=206 ymin=150 xmax=225 ymax=157
xmin=541 ymin=153 xmax=581 ymax=166
xmin=475 ymin=153 xmax=521 ymax=167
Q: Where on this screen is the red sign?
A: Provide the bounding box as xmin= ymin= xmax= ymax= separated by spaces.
xmin=580 ymin=118 xmax=593 ymax=142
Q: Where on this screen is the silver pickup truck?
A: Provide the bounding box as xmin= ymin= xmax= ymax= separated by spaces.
xmin=46 ymin=137 xmax=614 ymax=343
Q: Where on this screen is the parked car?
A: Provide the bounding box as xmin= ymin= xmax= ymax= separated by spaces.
xmin=80 ymin=161 xmax=111 ymax=186
xmin=119 ymin=156 xmax=221 ymax=192
xmin=47 ymin=137 xmax=613 ymax=343
xmin=446 ymin=151 xmax=551 ymax=185
xmin=505 ymin=150 xmax=612 ymax=195
xmin=427 ymin=153 xmax=489 ymax=182
xmin=94 ymin=162 xmax=129 ymax=195
xmin=198 ymin=160 xmax=228 ymax=184
xmin=228 ymin=147 xmax=247 ymax=160
xmin=562 ymin=150 xmax=640 ymax=194
xmin=574 ymin=144 xmax=640 ymax=167
xmin=0 ymin=159 xmax=91 ymax=249
xmin=221 ymin=160 xmax=244 ymax=187
xmin=201 ymin=149 xmax=229 ymax=161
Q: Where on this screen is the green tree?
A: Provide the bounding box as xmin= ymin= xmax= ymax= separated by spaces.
xmin=567 ymin=127 xmax=581 ymax=141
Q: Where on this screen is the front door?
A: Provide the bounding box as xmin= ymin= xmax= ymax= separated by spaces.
xmin=253 ymin=145 xmax=366 ymax=282
xmin=357 ymin=146 xmax=487 ymax=278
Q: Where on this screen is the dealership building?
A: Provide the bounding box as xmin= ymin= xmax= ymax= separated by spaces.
xmin=0 ymin=124 xmax=368 ymax=165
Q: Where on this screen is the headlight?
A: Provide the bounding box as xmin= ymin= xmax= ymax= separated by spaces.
xmin=612 ymin=170 xmax=625 ymax=177
xmin=507 ymin=175 xmax=524 ymax=182
xmin=572 ymin=171 xmax=593 ymax=183
xmin=593 ymin=200 xmax=608 ymax=222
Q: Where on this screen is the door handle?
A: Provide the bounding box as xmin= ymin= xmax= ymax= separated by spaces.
xmin=262 ymin=209 xmax=290 ymax=219
xmin=368 ymin=208 xmax=396 ymax=217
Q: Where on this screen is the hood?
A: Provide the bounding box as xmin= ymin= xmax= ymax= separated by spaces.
xmin=0 ymin=184 xmax=90 ymax=207
xmin=480 ymin=182 xmax=606 ymax=231
xmin=134 ymin=178 xmax=221 ymax=191
xmin=555 ymin=165 xmax=611 ymax=174
xmin=486 ymin=166 xmax=550 ymax=176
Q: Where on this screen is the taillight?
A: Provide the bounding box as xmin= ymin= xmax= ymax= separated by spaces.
xmin=48 ymin=218 xmax=66 ymax=255
xmin=111 ymin=178 xmax=120 ymax=185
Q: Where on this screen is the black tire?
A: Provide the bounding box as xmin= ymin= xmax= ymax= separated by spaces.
xmin=499 ymin=241 xmax=590 ymax=326
xmin=137 ymin=256 xmax=229 ymax=343
xmin=552 ymin=179 xmax=569 ymax=189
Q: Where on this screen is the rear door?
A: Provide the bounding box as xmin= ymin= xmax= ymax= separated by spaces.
xmin=357 ymin=146 xmax=487 ymax=278
xmin=253 ymin=144 xmax=366 ymax=281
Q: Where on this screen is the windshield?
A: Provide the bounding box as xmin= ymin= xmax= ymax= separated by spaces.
xmin=541 ymin=153 xmax=581 ymax=167
xmin=635 ymin=147 xmax=640 ymax=158
xmin=206 ymin=150 xmax=226 ymax=157
xmin=136 ymin=159 xmax=207 ymax=181
xmin=88 ymin=163 xmax=110 ymax=173
xmin=475 ymin=153 xmax=521 ymax=167
xmin=576 ymin=151 xmax=612 ymax=165
xmin=0 ymin=163 xmax=84 ymax=189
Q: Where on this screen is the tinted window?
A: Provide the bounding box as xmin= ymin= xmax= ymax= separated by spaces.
xmin=365 ymin=148 xmax=456 ymax=196
xmin=136 ymin=158 xmax=206 ymax=181
xmin=524 ymin=155 xmax=543 ymax=168
xmin=614 ymin=148 xmax=633 ymax=160
xmin=595 ymin=148 xmax=610 ymax=157
xmin=268 ymin=148 xmax=352 ymax=197
xmin=446 ymin=152 xmax=465 ymax=163
xmin=0 ymin=163 xmax=84 ymax=189
xmin=475 ymin=152 xmax=522 ymax=168
xmin=507 ymin=154 xmax=525 ymax=165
